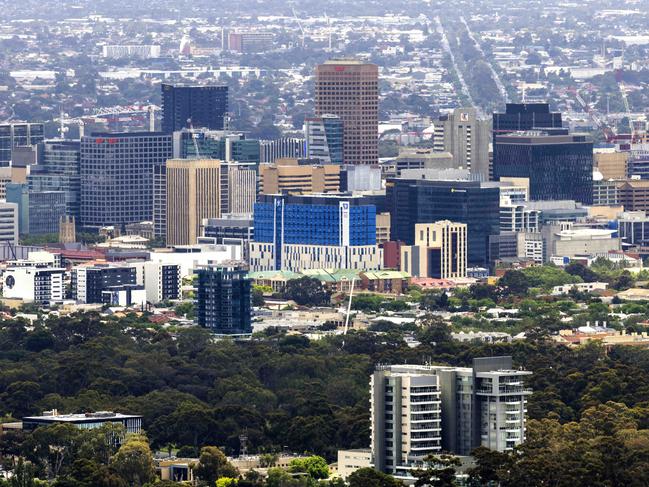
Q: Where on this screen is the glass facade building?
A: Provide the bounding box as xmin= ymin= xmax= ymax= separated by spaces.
xmin=0 ymin=123 xmax=44 ymax=166
xmin=194 ymin=262 xmax=252 ymax=335
xmin=161 ymin=84 xmax=228 ymax=133
xmin=6 ymin=183 xmax=66 ymax=235
xmin=28 ymin=140 xmax=81 ymax=219
xmin=304 ymin=115 xmax=344 ymax=164
xmin=493 ymin=132 xmax=594 ymax=204
xmin=387 ymin=178 xmax=500 ymax=266
xmin=80 ymin=132 xmax=172 ymax=229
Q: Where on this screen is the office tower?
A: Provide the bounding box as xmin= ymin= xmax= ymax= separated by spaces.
xmin=59 ymin=216 xmax=76 ymax=244
xmin=260 ymin=137 xmax=306 ymax=164
xmin=499 ymin=186 xmax=540 ymax=233
xmin=166 ymin=159 xmax=223 ymax=246
xmin=492 ymin=103 xmax=563 ymax=170
xmin=227 ymin=164 xmax=257 ymax=214
xmin=304 ymin=115 xmax=344 ymax=164
xmin=258 ymin=158 xmax=340 ymax=195
xmin=194 ymin=261 xmax=252 ymax=335
xmin=617 ymin=180 xmax=649 ymax=213
xmin=175 ymin=130 xmax=260 ymax=165
xmin=28 ymin=140 xmax=81 ymax=219
xmin=375 ymin=213 xmax=391 ymax=244
xmin=0 ymin=123 xmax=44 ymax=166
xmin=80 ymin=132 xmax=172 ymax=229
xmin=161 ymin=84 xmax=228 ymax=134
xmin=0 ymin=202 xmax=18 ymax=245
xmin=250 ymin=194 xmax=382 ymax=272
xmin=3 ymin=262 xmax=65 ymax=305
xmin=227 ymin=32 xmax=274 ymax=53
xmin=6 ymin=183 xmax=66 ymax=235
xmin=493 ymin=132 xmax=593 ymax=204
xmin=0 ymin=167 xmax=27 ymax=199
xmin=400 ymin=221 xmax=467 ymax=279
xmin=395 ymin=149 xmax=455 ymax=176
xmin=71 ymin=264 xmax=138 ymax=304
xmin=594 ymin=149 xmax=627 ymax=180
xmin=433 ymin=108 xmax=491 ymax=179
xmin=143 ymin=262 xmax=181 ymax=304
xmin=371 ymin=357 xmax=532 ymax=477
xmin=315 ymin=59 xmax=379 ymax=165
xmin=593 ymin=178 xmax=620 ymax=206
xmin=492 ymin=103 xmax=563 ymax=139
xmin=387 ymin=177 xmax=500 ymax=266
xmin=341 ymin=165 xmax=383 ymax=192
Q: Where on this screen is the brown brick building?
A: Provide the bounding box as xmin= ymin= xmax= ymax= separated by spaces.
xmin=315 ymin=59 xmax=378 ymax=165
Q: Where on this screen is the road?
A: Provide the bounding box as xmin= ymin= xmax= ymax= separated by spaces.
xmin=460 ymin=16 xmax=510 ymax=104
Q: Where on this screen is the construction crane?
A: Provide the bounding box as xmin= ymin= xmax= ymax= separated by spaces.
xmin=292 ymin=7 xmax=306 ymax=48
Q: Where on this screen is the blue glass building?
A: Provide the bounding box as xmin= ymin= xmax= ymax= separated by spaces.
xmin=254 ymin=194 xmax=377 ymax=270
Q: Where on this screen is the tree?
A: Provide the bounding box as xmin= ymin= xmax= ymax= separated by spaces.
xmin=348 ymin=467 xmax=403 ymax=487
xmin=193 ymin=446 xmax=238 ymax=485
xmin=467 ymin=447 xmax=511 ymax=485
xmin=288 ymin=455 xmax=329 ymax=479
xmin=498 ymin=270 xmax=529 ymax=296
xmin=110 ymin=434 xmax=156 ymax=487
xmin=216 ymin=479 xmax=238 ymax=487
xmin=10 ymin=458 xmax=37 ymax=487
xmin=412 ymin=454 xmax=461 ymax=487
xmin=283 ymin=278 xmax=330 ymax=306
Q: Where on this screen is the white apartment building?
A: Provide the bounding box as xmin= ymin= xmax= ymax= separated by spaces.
xmin=371 ymin=357 xmax=531 ymax=480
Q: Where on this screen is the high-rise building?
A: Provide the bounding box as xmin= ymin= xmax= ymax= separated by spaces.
xmin=433 ymin=108 xmax=491 ymax=179
xmin=227 ymin=164 xmax=257 ymax=215
xmin=387 ymin=177 xmax=500 ymax=266
xmin=400 ymin=221 xmax=467 ymax=279
xmin=161 ymin=84 xmax=228 ymax=134
xmin=6 ymin=183 xmax=66 ymax=235
xmin=315 ymin=59 xmax=378 ymax=165
xmin=258 ymin=158 xmax=340 ymax=195
xmin=594 ymin=149 xmax=628 ymax=180
xmin=0 ymin=202 xmax=18 ymax=245
xmin=194 ymin=261 xmax=252 ymax=335
xmin=174 ymin=130 xmax=260 ymax=165
xmin=493 ymin=132 xmax=593 ymax=204
xmin=166 ymin=159 xmax=223 ymax=246
xmin=143 ymin=261 xmax=181 ymax=304
xmin=260 ymin=137 xmax=305 ymax=164
xmin=250 ymin=194 xmax=382 ymax=272
xmin=0 ymin=123 xmax=44 ymax=166
xmin=80 ymin=132 xmax=172 ymax=229
xmin=28 ymin=140 xmax=81 ymax=219
xmin=371 ymin=357 xmax=531 ymax=478
xmin=304 ymin=115 xmax=344 ymax=164
xmin=492 ymin=103 xmax=563 ymax=140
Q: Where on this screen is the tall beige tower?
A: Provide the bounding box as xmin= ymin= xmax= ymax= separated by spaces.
xmin=315 ymin=59 xmax=379 ymax=165
xmin=166 ymin=159 xmax=222 ymax=246
xmin=59 ymin=216 xmax=76 ymax=244
xmin=400 ymin=221 xmax=467 ymax=279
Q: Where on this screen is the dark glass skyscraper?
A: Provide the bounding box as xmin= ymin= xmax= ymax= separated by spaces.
xmin=80 ymin=132 xmax=172 ymax=229
xmin=493 ymin=132 xmax=594 ymax=204
xmin=195 ymin=262 xmax=252 ymax=335
xmin=492 ymin=103 xmax=563 ymax=138
xmin=386 ymin=178 xmax=500 ymax=266
xmin=161 ymin=84 xmax=228 ymax=133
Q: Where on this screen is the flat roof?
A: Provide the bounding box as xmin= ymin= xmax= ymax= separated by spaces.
xmin=23 ymin=412 xmax=141 ymax=422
